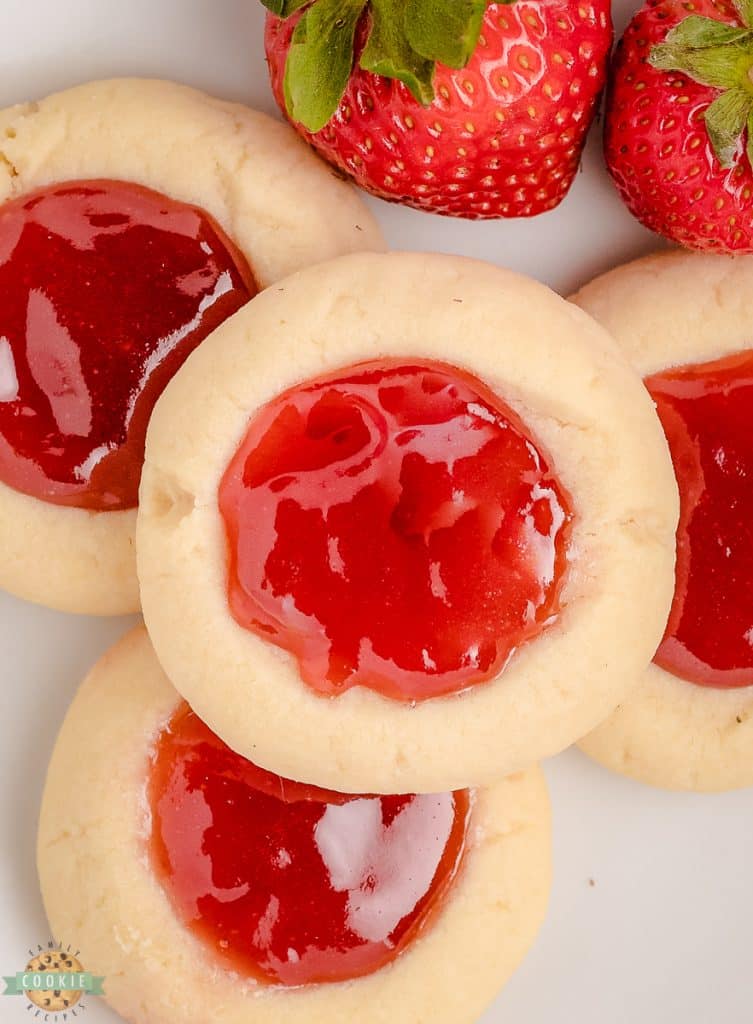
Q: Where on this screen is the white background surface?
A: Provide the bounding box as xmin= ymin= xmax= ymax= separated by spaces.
xmin=0 ymin=2 xmax=751 ymax=1022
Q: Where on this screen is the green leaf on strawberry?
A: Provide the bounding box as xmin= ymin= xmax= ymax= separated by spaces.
xmin=283 ymin=0 xmax=368 ymax=133
xmin=404 ymin=0 xmax=488 ymax=69
xmin=705 ymin=86 xmax=752 ymax=166
xmin=271 ymin=0 xmax=519 ymax=131
xmin=734 ymin=0 xmax=753 ymax=28
xmin=360 ymin=0 xmax=435 ymax=105
xmin=652 ymin=14 xmax=752 ymax=49
xmin=649 ymin=10 xmax=753 ymax=168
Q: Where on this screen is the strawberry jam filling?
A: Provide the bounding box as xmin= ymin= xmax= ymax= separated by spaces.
xmin=149 ymin=703 xmax=470 ymax=986
xmin=648 ymin=351 xmax=753 ymax=688
xmin=220 ymin=360 xmax=572 ymax=701
xmin=0 ymin=180 xmax=255 ymax=511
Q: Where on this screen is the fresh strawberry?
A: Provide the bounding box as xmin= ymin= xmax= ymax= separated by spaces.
xmin=606 ymin=0 xmax=753 ymax=252
xmin=262 ymin=0 xmax=612 ymax=219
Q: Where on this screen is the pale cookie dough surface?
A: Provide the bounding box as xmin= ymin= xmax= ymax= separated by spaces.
xmin=0 ymin=77 xmax=384 ymax=616
xmin=38 ymin=626 xmax=552 ymax=1024
xmin=573 ymin=249 xmax=753 ymax=791
xmin=137 ymin=250 xmax=678 ymax=794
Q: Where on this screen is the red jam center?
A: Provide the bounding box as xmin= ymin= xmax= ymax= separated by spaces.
xmin=219 ymin=361 xmax=572 ymax=701
xmin=648 ymin=351 xmax=753 ymax=688
xmin=149 ymin=704 xmax=470 ymax=986
xmin=0 ymin=180 xmax=255 ymax=511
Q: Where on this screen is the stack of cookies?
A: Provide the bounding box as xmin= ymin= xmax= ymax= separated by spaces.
xmin=2 ymin=77 xmax=750 ymax=1024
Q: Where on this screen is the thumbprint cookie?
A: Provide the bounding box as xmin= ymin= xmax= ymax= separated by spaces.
xmin=38 ymin=626 xmax=551 ymax=1024
xmin=0 ymin=78 xmax=383 ymax=615
xmin=575 ymin=250 xmax=753 ymax=791
xmin=137 ymin=251 xmax=678 ymax=793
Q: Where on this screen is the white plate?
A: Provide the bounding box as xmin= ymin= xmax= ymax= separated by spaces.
xmin=1 ymin=3 xmax=751 ymax=1022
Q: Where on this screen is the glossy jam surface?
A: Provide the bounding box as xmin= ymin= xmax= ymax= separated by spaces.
xmin=220 ymin=361 xmax=572 ymax=701
xmin=149 ymin=704 xmax=470 ymax=986
xmin=648 ymin=351 xmax=753 ymax=688
xmin=0 ymin=180 xmax=255 ymax=511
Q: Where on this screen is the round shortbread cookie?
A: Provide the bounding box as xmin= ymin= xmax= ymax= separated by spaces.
xmin=137 ymin=250 xmax=678 ymax=794
xmin=38 ymin=626 xmax=552 ymax=1024
xmin=573 ymin=249 xmax=753 ymax=791
xmin=0 ymin=77 xmax=383 ymax=616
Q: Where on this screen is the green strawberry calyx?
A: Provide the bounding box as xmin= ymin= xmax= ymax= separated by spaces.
xmin=649 ymin=1 xmax=753 ymax=168
xmin=260 ymin=0 xmax=514 ymax=133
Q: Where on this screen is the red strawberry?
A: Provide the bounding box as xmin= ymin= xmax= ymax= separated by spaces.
xmin=606 ymin=0 xmax=753 ymax=252
xmin=263 ymin=0 xmax=612 ymax=220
